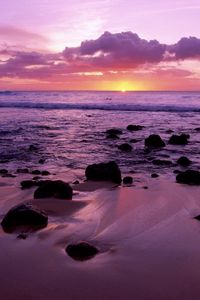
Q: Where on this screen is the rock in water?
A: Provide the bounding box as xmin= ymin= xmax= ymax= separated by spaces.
xmin=177 ymin=156 xmax=191 ymax=167
xmin=152 ymin=159 xmax=172 ymax=166
xmin=106 ymin=128 xmax=122 ymax=135
xmin=85 ymin=161 xmax=121 ymax=184
xmin=176 ymin=170 xmax=200 ymax=185
xmin=66 ymin=242 xmax=99 ymax=261
xmin=145 ymin=135 xmax=165 ymax=148
xmin=34 ymin=180 xmax=73 ymax=199
xmin=151 ymin=173 xmax=159 ymax=178
xmin=126 ymin=124 xmax=144 ymax=131
xmin=118 ymin=143 xmax=132 ymax=151
xmin=106 ymin=133 xmax=119 ymax=139
xmin=123 ymin=176 xmax=133 ymax=184
xmin=1 ymin=204 xmax=48 ymax=233
xmin=168 ymin=134 xmax=189 ymax=145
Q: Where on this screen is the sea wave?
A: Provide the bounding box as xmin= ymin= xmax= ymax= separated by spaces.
xmin=0 ymin=101 xmax=199 ymax=112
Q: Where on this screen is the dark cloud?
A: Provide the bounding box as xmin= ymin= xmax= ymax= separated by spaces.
xmin=169 ymin=37 xmax=200 ymax=59
xmin=0 ymin=31 xmax=199 ymax=80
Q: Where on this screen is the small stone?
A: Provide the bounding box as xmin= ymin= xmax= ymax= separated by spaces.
xmin=118 ymin=143 xmax=132 ymax=151
xmin=126 ymin=124 xmax=144 ymax=131
xmin=41 ymin=170 xmax=50 ymax=176
xmin=32 ymin=170 xmax=41 ymax=175
xmin=151 ymin=173 xmax=159 ymax=178
xmin=177 ymin=156 xmax=191 ymax=167
xmin=66 ymin=242 xmax=99 ymax=261
xmin=106 ymin=128 xmax=122 ymax=135
xmin=123 ymin=176 xmax=133 ymax=184
xmin=176 ymin=170 xmax=200 ymax=185
xmin=168 ymin=134 xmax=189 ymax=145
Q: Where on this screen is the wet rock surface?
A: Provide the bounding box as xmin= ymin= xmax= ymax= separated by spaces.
xmin=145 ymin=135 xmax=165 ymax=148
xmin=1 ymin=203 xmax=48 ymax=233
xmin=176 ymin=170 xmax=200 ymax=185
xmin=168 ymin=134 xmax=189 ymax=145
xmin=34 ymin=180 xmax=73 ymax=199
xmin=85 ymin=161 xmax=122 ymax=184
xmin=118 ymin=143 xmax=132 ymax=151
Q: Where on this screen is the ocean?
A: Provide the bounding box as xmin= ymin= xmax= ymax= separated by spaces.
xmin=0 ymin=91 xmax=200 ymax=182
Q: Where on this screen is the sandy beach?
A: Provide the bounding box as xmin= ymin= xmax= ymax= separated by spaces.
xmin=1 ymin=174 xmax=200 ymax=300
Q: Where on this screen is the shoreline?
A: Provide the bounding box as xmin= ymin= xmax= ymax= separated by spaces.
xmin=0 ymin=175 xmax=200 ymax=299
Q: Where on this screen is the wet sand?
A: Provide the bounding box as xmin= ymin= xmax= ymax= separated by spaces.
xmin=0 ymin=177 xmax=200 ymax=300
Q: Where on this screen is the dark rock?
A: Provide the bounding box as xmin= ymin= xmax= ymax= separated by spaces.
xmin=143 ymin=186 xmax=148 ymax=189
xmin=2 ymin=173 xmax=16 ymax=178
xmin=41 ymin=170 xmax=50 ymax=176
xmin=38 ymin=159 xmax=45 ymax=164
xmin=32 ymin=170 xmax=41 ymax=175
xmin=194 ymin=127 xmax=200 ymax=132
xmin=145 ymin=135 xmax=165 ymax=148
xmin=34 ymin=180 xmax=73 ymax=199
xmin=106 ymin=133 xmax=119 ymax=139
xmin=1 ymin=203 xmax=48 ymax=233
xmin=85 ymin=161 xmax=121 ymax=184
xmin=17 ymin=168 xmax=29 ymax=174
xmin=118 ymin=143 xmax=132 ymax=151
xmin=0 ymin=169 xmax=8 ymax=174
xmin=21 ymin=180 xmax=35 ymax=189
xmin=106 ymin=128 xmax=122 ymax=135
xmin=123 ymin=176 xmax=133 ymax=184
xmin=73 ymin=180 xmax=80 ymax=185
xmin=66 ymin=242 xmax=99 ymax=261
xmin=194 ymin=215 xmax=200 ymax=221
xmin=32 ymin=176 xmax=42 ymax=181
xmin=29 ymin=145 xmax=38 ymax=151
xmin=130 ymin=139 xmax=139 ymax=143
xmin=168 ymin=134 xmax=189 ymax=145
xmin=176 ymin=170 xmax=200 ymax=185
xmin=151 ymin=173 xmax=159 ymax=178
xmin=177 ymin=156 xmax=191 ymax=167
xmin=152 ymin=159 xmax=172 ymax=166
xmin=126 ymin=124 xmax=144 ymax=131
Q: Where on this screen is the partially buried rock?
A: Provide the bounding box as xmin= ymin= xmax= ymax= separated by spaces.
xmin=66 ymin=242 xmax=99 ymax=261
xmin=85 ymin=161 xmax=121 ymax=184
xmin=34 ymin=180 xmax=73 ymax=199
xmin=176 ymin=170 xmax=200 ymax=185
xmin=177 ymin=156 xmax=191 ymax=167
xmin=152 ymin=159 xmax=172 ymax=166
xmin=145 ymin=135 xmax=165 ymax=148
xmin=126 ymin=124 xmax=144 ymax=131
xmin=123 ymin=176 xmax=133 ymax=184
xmin=118 ymin=143 xmax=132 ymax=151
xmin=1 ymin=203 xmax=48 ymax=233
xmin=168 ymin=134 xmax=189 ymax=145
xmin=106 ymin=128 xmax=122 ymax=135
xmin=106 ymin=133 xmax=119 ymax=139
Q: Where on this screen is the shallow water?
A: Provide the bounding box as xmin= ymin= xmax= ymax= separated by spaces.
xmin=0 ymin=91 xmax=199 ymax=181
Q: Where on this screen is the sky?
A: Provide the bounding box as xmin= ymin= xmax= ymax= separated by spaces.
xmin=0 ymin=0 xmax=200 ymax=91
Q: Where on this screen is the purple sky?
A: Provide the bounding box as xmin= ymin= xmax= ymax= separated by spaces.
xmin=0 ymin=0 xmax=200 ymax=90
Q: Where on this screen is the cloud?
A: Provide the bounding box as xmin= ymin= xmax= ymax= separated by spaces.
xmin=0 ymin=31 xmax=199 ymax=86
xmin=169 ymin=37 xmax=200 ymax=59
xmin=63 ymin=31 xmax=167 ymax=69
